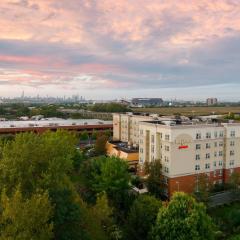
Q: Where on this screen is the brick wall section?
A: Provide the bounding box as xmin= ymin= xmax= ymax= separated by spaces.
xmin=224 ymin=167 xmax=240 ymax=182
xmin=168 ymin=175 xmax=196 ymax=197
xmin=167 ymin=167 xmax=240 ymax=197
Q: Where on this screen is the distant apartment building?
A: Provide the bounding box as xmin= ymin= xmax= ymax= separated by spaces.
xmin=131 ymin=98 xmax=163 ymax=107
xmin=206 ymin=98 xmax=218 ymax=106
xmin=138 ymin=120 xmax=240 ymax=197
xmin=113 ymin=113 xmax=159 ymax=146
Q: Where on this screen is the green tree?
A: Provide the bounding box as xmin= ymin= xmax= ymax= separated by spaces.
xmin=228 ymin=234 xmax=240 ymax=240
xmin=194 ymin=174 xmax=212 ymax=204
xmin=0 ymin=130 xmax=77 ymax=195
xmin=95 ymin=135 xmax=108 ymax=155
xmin=80 ymin=156 xmax=131 ymax=208
xmin=125 ymin=195 xmax=161 ymax=240
xmin=229 ymin=172 xmax=240 ymax=193
xmin=0 ymin=131 xmax=93 ymax=240
xmin=151 ymin=192 xmax=216 ymax=240
xmin=49 ymin=188 xmax=89 ymax=240
xmin=91 ymin=157 xmax=130 ymax=199
xmin=92 ymin=192 xmax=114 ymax=234
xmin=91 ymin=130 xmax=98 ymax=140
xmin=80 ymin=130 xmax=89 ymax=141
xmin=89 ymin=103 xmax=130 ymax=113
xmin=144 ymin=160 xmax=164 ymax=198
xmin=0 ymin=188 xmax=53 ymax=240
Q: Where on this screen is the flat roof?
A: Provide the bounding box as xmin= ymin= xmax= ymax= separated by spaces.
xmin=139 ymin=120 xmax=240 ymax=128
xmin=0 ymin=118 xmax=113 ymax=129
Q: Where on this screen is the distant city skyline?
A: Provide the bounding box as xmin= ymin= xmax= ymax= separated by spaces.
xmin=0 ymin=1 xmax=240 ymax=100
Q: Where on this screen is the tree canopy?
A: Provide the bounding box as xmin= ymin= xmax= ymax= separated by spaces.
xmin=0 ymin=188 xmax=53 ymax=240
xmin=151 ymin=192 xmax=216 ymax=240
xmin=125 ymin=194 xmax=161 ymax=240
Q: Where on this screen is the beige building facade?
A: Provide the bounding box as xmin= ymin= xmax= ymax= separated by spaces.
xmin=113 ymin=113 xmax=158 ymax=146
xmin=138 ymin=121 xmax=240 ymax=196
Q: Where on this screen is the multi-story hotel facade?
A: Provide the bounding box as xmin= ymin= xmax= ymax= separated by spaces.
xmin=112 ymin=112 xmax=240 ymax=197
xmin=138 ymin=121 xmax=240 ymax=197
xmin=113 ymin=113 xmax=158 ymax=146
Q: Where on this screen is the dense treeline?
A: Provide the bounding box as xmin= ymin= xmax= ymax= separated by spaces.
xmin=0 ymin=103 xmax=66 ymax=119
xmin=0 ymin=131 xmax=238 ymax=239
xmin=0 ymin=102 xmax=130 ymax=120
xmin=88 ymin=103 xmax=131 ymax=113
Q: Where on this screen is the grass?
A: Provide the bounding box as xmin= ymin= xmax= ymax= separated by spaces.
xmin=131 ymin=106 xmax=240 ymax=116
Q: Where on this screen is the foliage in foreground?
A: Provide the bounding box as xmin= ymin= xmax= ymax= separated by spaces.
xmin=151 ymin=192 xmax=216 ymax=240
xmin=125 ymin=194 xmax=161 ymax=240
xmin=0 ymin=188 xmax=53 ymax=240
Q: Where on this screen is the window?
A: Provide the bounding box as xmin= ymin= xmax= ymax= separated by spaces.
xmin=151 ymin=135 xmax=155 ymax=143
xmin=206 ymin=143 xmax=211 ymax=149
xmin=140 ymin=148 xmax=143 ymax=153
xmin=219 ymin=141 xmax=223 ymax=147
xmin=196 ymin=144 xmax=201 ymax=150
xmin=230 ymin=160 xmax=234 ymax=166
xmin=214 ymin=152 xmax=217 ymax=157
xmin=151 ymin=145 xmax=154 ymax=153
xmin=230 ymin=141 xmax=235 ymax=146
xmin=206 ymin=132 xmax=211 ymax=139
xmin=214 ymin=142 xmax=218 ymax=147
xmin=219 ymin=169 xmax=223 ymax=176
xmin=214 ymin=131 xmax=218 ymax=138
xmin=165 ymin=134 xmax=170 ymax=141
xmin=230 ymin=130 xmax=235 ymax=137
xmin=140 ymin=129 xmax=143 ymax=135
xmin=195 ymin=165 xmax=200 ymax=171
xmin=160 ymin=133 xmax=162 ymax=139
xmin=219 ymin=161 xmax=223 ymax=166
xmin=205 ymin=163 xmax=210 ymax=169
xmin=219 ymin=131 xmax=224 ymax=137
xmin=230 ymin=150 xmax=235 ymax=156
xmin=164 ymin=167 xmax=169 ymax=173
xmin=195 ymin=154 xmax=200 ymax=160
xmin=196 ymin=133 xmax=201 ymax=139
xmin=206 ymin=153 xmax=210 ymax=159
xmin=139 ymin=139 xmax=143 ymax=144
xmin=164 ymin=156 xmax=169 ymax=162
xmin=213 ymin=170 xmax=217 ymax=177
xmin=165 ymin=145 xmax=170 ymax=151
xmin=219 ymin=151 xmax=223 ymax=157
xmin=213 ymin=161 xmax=217 ymax=167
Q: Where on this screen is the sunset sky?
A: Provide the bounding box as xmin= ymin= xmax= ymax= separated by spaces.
xmin=0 ymin=0 xmax=240 ymax=100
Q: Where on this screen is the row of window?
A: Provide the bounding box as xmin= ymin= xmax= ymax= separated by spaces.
xmin=140 ymin=130 xmax=236 ymax=141
xmin=150 ymin=134 xmax=170 ymax=142
xmin=196 ymin=130 xmax=236 ymax=139
xmin=195 ymin=161 xmax=224 ymax=171
xmin=196 ymin=150 xmax=234 ymax=160
xmin=196 ymin=132 xmax=224 ymax=139
xmin=196 ymin=142 xmax=224 ymax=149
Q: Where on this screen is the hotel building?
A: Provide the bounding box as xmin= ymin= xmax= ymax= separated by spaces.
xmin=113 ymin=112 xmax=159 ymax=146
xmin=112 ymin=113 xmax=240 ymax=197
xmin=138 ymin=120 xmax=240 ymax=197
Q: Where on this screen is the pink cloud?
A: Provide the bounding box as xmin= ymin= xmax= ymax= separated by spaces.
xmin=1 ymin=0 xmax=240 ymax=46
xmin=1 ymin=0 xmax=240 ymax=93
xmin=0 ymin=55 xmax=47 ymax=64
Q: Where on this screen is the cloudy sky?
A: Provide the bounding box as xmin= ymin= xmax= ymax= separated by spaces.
xmin=0 ymin=0 xmax=240 ymax=100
